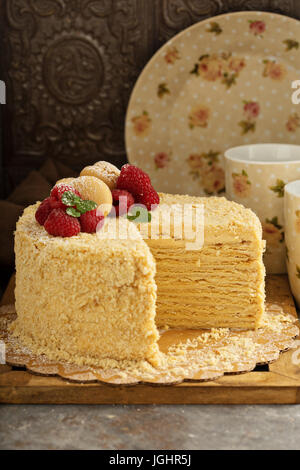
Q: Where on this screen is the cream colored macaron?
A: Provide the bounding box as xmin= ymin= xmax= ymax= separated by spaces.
xmin=56 ymin=177 xmax=76 ymax=186
xmin=80 ymin=161 xmax=120 ymax=190
xmin=56 ymin=176 xmax=112 ymax=216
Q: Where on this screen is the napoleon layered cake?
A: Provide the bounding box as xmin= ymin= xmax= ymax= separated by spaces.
xmin=11 ymin=161 xmax=265 ymax=367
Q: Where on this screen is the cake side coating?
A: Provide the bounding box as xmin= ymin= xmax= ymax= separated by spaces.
xmin=11 ymin=204 xmax=160 ymax=367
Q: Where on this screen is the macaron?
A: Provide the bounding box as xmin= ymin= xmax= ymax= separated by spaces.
xmin=80 ymin=161 xmax=120 ymax=190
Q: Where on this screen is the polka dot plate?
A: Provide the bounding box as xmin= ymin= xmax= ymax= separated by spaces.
xmin=125 ymin=11 xmax=300 ymax=196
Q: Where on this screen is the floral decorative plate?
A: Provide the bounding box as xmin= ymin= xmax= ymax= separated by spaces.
xmin=125 ymin=11 xmax=300 ymax=196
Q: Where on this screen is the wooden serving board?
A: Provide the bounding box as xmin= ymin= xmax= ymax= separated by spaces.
xmin=1 ymin=274 xmax=300 ymax=404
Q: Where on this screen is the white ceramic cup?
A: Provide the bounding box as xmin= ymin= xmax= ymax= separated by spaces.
xmin=284 ymin=180 xmax=300 ymax=308
xmin=224 ymin=144 xmax=300 ymax=274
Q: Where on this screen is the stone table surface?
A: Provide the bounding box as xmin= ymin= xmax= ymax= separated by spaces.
xmin=1 ymin=404 xmax=300 ymax=450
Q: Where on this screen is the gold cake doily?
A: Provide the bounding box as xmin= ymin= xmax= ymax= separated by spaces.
xmin=0 ymin=303 xmax=298 ymax=385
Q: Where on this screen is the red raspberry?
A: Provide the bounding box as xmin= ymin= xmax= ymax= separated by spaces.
xmin=44 ymin=209 xmax=81 ymax=237
xmin=49 ymin=196 xmax=65 ymax=210
xmin=80 ymin=209 xmax=105 ymax=233
xmin=136 ymin=186 xmax=160 ymax=211
xmin=50 ymin=184 xmax=82 ymax=209
xmin=116 ymin=164 xmax=152 ymax=196
xmin=35 ymin=197 xmax=53 ymax=226
xmin=111 ymin=189 xmax=135 ymax=216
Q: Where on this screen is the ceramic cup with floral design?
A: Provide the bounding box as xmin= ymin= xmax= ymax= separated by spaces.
xmin=225 ymin=144 xmax=300 ymax=274
xmin=284 ymin=180 xmax=300 ymax=307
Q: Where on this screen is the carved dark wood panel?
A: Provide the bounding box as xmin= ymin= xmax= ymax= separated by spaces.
xmin=1 ymin=0 xmax=299 ymax=196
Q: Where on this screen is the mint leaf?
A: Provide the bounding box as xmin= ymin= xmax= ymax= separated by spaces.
xmin=127 ymin=206 xmax=152 ymax=223
xmin=61 ymin=191 xmax=97 ymax=216
xmin=127 ymin=211 xmax=141 ymax=221
xmin=61 ymin=191 xmax=81 ymax=207
xmin=75 ymin=200 xmax=97 ymax=214
xmin=66 ymin=207 xmax=81 ymax=217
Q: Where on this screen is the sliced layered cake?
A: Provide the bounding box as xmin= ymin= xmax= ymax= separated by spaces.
xmin=11 ymin=161 xmax=265 ymax=366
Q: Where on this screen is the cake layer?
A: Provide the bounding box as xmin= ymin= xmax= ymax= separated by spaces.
xmin=11 ymin=205 xmax=160 ymax=366
xmin=140 ymin=194 xmax=265 ymax=329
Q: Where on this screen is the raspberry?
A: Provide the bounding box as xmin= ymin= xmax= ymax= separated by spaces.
xmin=136 ymin=185 xmax=160 ymax=211
xmin=50 ymin=184 xmax=82 ymax=204
xmin=35 ymin=197 xmax=53 ymax=226
xmin=111 ymin=189 xmax=135 ymax=216
xmin=80 ymin=209 xmax=105 ymax=233
xmin=116 ymin=164 xmax=151 ymax=196
xmin=44 ymin=209 xmax=81 ymax=237
xmin=49 ymin=196 xmax=65 ymax=210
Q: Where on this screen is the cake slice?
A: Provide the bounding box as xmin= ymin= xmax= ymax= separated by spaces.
xmin=138 ymin=193 xmax=265 ymax=329
xmin=11 ymin=204 xmax=160 ymax=367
